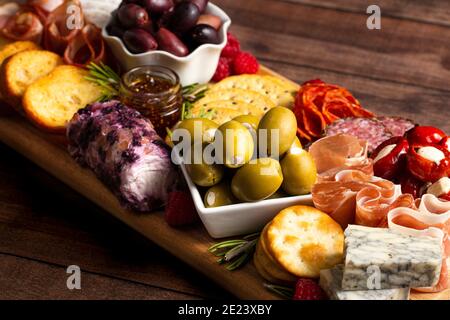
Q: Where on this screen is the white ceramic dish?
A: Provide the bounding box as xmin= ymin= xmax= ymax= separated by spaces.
xmin=178 ymin=160 xmax=313 ymax=239
xmin=102 ymin=2 xmax=231 ymax=86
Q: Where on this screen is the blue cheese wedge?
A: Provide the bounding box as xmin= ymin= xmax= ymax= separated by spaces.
xmin=342 ymin=225 xmax=442 ymax=291
xmin=320 ymin=265 xmax=410 ymax=300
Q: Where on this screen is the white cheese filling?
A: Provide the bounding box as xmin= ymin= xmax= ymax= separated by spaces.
xmin=417 ymin=146 xmax=445 ymax=165
xmin=427 ymin=177 xmax=450 ymax=197
xmin=373 ymin=144 xmax=397 ymax=163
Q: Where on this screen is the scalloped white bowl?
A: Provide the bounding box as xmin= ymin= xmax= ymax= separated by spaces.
xmin=176 ymin=156 xmax=314 ymax=239
xmin=102 ymin=2 xmax=231 ymax=86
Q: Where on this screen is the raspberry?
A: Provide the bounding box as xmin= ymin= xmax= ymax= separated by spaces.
xmin=221 ymin=32 xmax=241 ymax=59
xmin=164 ymin=191 xmax=198 ymax=227
xmin=293 ymin=279 xmax=328 ymax=300
xmin=232 ymin=52 xmax=259 ymax=75
xmin=212 ymin=57 xmax=231 ymax=82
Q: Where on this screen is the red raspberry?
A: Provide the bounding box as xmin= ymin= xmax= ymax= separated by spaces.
xmin=293 ymin=279 xmax=328 ymax=300
xmin=212 ymin=57 xmax=231 ymax=82
xmin=164 ymin=191 xmax=198 ymax=227
xmin=232 ymin=52 xmax=259 ymax=75
xmin=221 ymin=32 xmax=241 ymax=59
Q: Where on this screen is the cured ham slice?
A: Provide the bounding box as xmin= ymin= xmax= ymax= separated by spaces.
xmin=44 ymin=0 xmax=83 ymax=54
xmin=2 ymin=6 xmax=43 ymax=43
xmin=388 ymin=194 xmax=450 ymax=292
xmin=29 ymin=0 xmax=64 ymax=13
xmin=64 ymin=23 xmax=105 ymax=66
xmin=309 ymin=134 xmax=373 ymax=177
xmin=312 ymin=169 xmax=412 ymax=228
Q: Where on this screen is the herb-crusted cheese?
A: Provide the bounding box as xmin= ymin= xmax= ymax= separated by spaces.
xmin=320 ymin=265 xmax=410 ymax=300
xmin=342 ymin=225 xmax=442 ymax=291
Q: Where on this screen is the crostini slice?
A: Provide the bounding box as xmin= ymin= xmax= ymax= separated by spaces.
xmin=23 ymin=65 xmax=102 ymax=133
xmin=0 ymin=49 xmax=62 ymax=108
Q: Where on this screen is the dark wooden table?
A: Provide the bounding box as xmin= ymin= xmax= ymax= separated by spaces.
xmin=1 ymin=0 xmax=450 ymax=299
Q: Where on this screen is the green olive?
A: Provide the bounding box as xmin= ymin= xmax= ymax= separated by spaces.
xmin=231 ymin=158 xmax=283 ymax=202
xmin=233 ymin=115 xmax=260 ymax=131
xmin=258 ymin=107 xmax=297 ymax=158
xmin=173 ymin=118 xmax=219 ymax=145
xmin=216 ymin=120 xmax=254 ymax=168
xmin=281 ymin=149 xmax=317 ymax=196
xmin=204 ymin=182 xmax=237 ymax=208
xmin=285 ymin=137 xmax=302 ymax=156
xmin=185 ymin=143 xmax=224 ymax=187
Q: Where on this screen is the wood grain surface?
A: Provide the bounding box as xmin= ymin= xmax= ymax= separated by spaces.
xmin=0 ymin=0 xmax=450 ymax=300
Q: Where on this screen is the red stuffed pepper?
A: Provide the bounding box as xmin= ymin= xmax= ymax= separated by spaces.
xmin=401 ymin=173 xmax=426 ymax=199
xmin=407 ymin=144 xmax=450 ymax=183
xmin=407 ymin=126 xmax=446 ymax=145
xmin=371 ymin=137 xmax=409 ymax=181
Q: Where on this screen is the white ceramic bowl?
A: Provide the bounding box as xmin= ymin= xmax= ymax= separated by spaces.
xmin=178 ymin=161 xmax=313 ymax=239
xmin=102 ymin=3 xmax=231 ymax=86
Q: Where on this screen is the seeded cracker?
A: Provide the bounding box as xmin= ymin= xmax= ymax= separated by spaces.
xmin=189 ymin=100 xmax=260 ymax=125
xmin=209 ymin=75 xmax=298 ymax=108
xmin=194 ymin=88 xmax=276 ymax=114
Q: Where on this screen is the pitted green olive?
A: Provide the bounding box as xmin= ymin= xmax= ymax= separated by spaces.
xmin=173 ymin=118 xmax=219 ymax=145
xmin=258 ymin=107 xmax=297 ymax=158
xmin=285 ymin=137 xmax=302 ymax=156
xmin=185 ymin=143 xmax=224 ymax=187
xmin=231 ymin=158 xmax=283 ymax=202
xmin=281 ymin=149 xmax=317 ymax=195
xmin=216 ymin=120 xmax=254 ymax=168
xmin=233 ymin=115 xmax=260 ymax=131
xmin=204 ymin=182 xmax=237 ymax=208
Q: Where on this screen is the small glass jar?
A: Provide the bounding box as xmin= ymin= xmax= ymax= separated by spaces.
xmin=120 ymin=65 xmax=182 ymax=137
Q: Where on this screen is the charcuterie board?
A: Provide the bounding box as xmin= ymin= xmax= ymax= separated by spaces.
xmin=0 ymin=65 xmax=448 ymax=300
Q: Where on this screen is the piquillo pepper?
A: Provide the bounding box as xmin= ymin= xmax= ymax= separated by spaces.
xmin=407 ymin=144 xmax=450 ymax=183
xmin=407 ymin=126 xmax=446 ymax=145
xmin=371 ymin=137 xmax=409 ymax=181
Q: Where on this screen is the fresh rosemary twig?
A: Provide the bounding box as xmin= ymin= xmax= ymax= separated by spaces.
xmin=208 ymin=232 xmax=260 ymax=271
xmin=263 ymin=283 xmax=294 ymax=300
xmin=85 ymin=62 xmax=121 ymax=102
xmin=181 ymin=83 xmax=209 ymax=121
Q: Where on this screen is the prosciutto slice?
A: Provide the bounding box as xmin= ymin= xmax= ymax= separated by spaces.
xmin=1 ymin=5 xmax=43 ymax=43
xmin=64 ymin=23 xmax=104 ymax=66
xmin=312 ymin=169 xmax=413 ymax=228
xmin=43 ymin=0 xmax=83 ymax=54
xmin=388 ymin=195 xmax=450 ymax=292
xmin=309 ymin=134 xmax=373 ymax=176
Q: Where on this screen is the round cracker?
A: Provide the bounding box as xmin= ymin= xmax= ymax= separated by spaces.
xmin=195 ymin=88 xmax=276 ymax=114
xmin=210 ymin=75 xmax=297 ymax=108
xmin=266 ymin=205 xmax=344 ymax=278
xmin=253 ymin=254 xmax=280 ymax=284
xmin=188 ymin=102 xmax=259 ymax=125
xmin=257 ymin=224 xmax=297 ymax=283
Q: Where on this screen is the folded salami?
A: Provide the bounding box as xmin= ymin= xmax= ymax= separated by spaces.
xmin=67 ymin=100 xmax=178 ymax=212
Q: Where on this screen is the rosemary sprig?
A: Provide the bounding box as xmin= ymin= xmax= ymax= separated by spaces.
xmin=208 ymin=232 xmax=260 ymax=271
xmin=85 ymin=62 xmax=121 ymax=102
xmin=181 ymin=83 xmax=209 ymax=121
xmin=263 ymin=283 xmax=294 ymax=300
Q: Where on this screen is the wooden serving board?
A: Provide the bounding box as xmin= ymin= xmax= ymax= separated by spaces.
xmin=0 ymin=66 xmax=448 ymax=300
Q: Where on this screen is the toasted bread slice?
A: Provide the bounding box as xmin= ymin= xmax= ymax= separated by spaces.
xmin=0 ymin=41 xmax=41 ymax=102
xmin=23 ymin=65 xmax=102 ymax=132
xmin=0 ymin=50 xmax=62 ymax=108
xmin=0 ymin=41 xmax=41 ymax=68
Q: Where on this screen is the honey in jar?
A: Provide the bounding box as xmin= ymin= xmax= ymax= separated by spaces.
xmin=120 ymin=66 xmax=182 ymax=137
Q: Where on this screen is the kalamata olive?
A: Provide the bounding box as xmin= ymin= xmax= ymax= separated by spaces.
xmin=106 ymin=10 xmax=126 ymax=38
xmin=190 ymin=0 xmax=208 ymax=13
xmin=155 ymin=27 xmax=189 ymax=57
xmin=169 ymin=1 xmax=200 ymax=34
xmin=190 ymin=24 xmax=220 ymax=45
xmin=143 ymin=0 xmax=174 ymax=14
xmin=118 ymin=3 xmax=150 ymax=29
xmin=123 ymin=29 xmax=158 ymax=53
xmin=197 ymin=14 xmax=222 ymax=30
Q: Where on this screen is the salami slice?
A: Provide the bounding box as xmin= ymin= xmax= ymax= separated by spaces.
xmin=325 ymin=118 xmax=392 ymax=153
xmin=377 ymin=116 xmax=416 ymax=137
